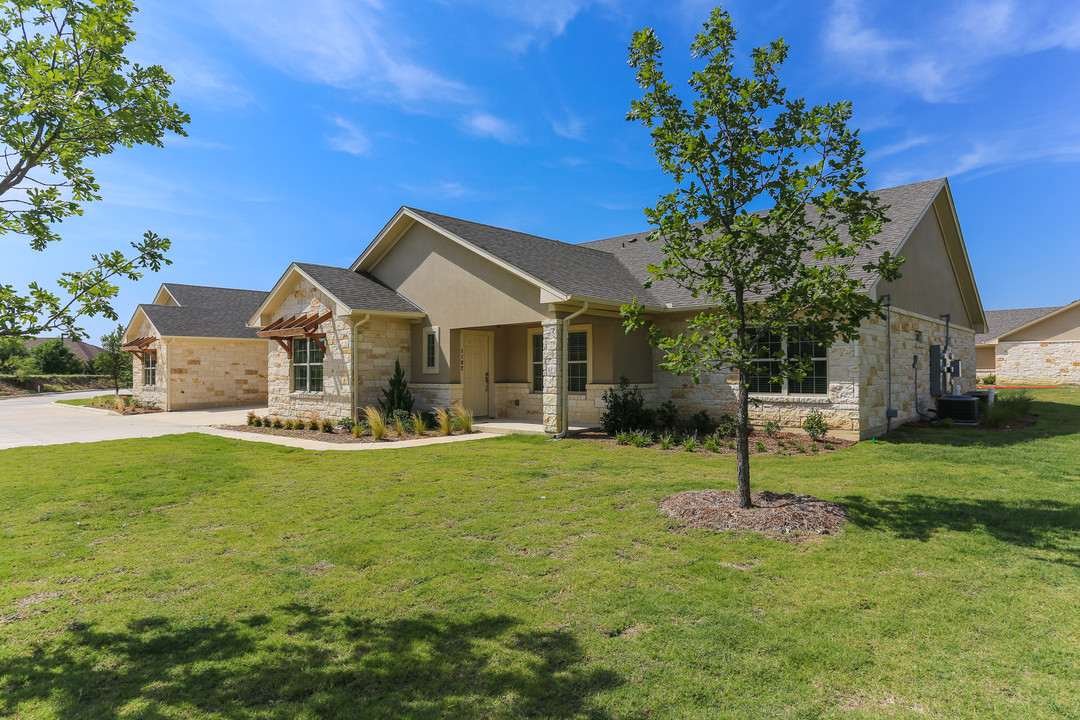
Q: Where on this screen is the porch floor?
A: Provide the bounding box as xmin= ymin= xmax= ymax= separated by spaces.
xmin=473 ymin=420 xmax=595 ymax=436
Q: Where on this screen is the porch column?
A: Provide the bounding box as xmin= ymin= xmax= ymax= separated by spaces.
xmin=541 ymin=319 xmax=564 ymax=434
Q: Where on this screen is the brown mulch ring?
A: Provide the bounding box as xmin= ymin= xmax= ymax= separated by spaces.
xmin=659 ymin=489 xmax=848 ymax=539
xmin=88 ymin=403 xmax=162 ymax=414
xmin=573 ymin=429 xmax=854 ymax=456
xmin=218 ymin=424 xmax=474 ymax=444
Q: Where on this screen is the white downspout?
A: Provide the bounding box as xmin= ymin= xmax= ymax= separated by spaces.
xmin=351 ymin=314 xmax=370 ymax=423
xmin=557 ymin=301 xmax=589 ymax=438
xmin=163 ymin=338 xmax=172 ymax=412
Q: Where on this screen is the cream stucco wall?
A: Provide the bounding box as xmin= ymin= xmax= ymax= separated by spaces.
xmin=1001 ymin=303 xmax=1080 ymax=342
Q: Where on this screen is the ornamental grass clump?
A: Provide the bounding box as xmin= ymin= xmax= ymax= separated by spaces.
xmin=450 ymin=403 xmax=474 ymax=433
xmin=682 ymin=436 xmax=697 ymax=452
xmin=364 ymin=406 xmax=387 ymax=440
xmin=411 ymin=411 xmax=429 ymax=435
xmin=702 ymin=434 xmax=722 ymax=453
xmin=435 ymin=407 xmax=453 ymax=436
xmin=658 ymin=432 xmax=677 ymax=450
xmin=629 ymin=429 xmax=653 ymax=448
xmin=352 ymin=419 xmax=368 ymax=438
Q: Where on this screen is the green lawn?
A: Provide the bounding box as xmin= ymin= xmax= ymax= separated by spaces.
xmin=54 ymin=394 xmax=119 ymax=407
xmin=2 ymin=389 xmax=1079 ymax=719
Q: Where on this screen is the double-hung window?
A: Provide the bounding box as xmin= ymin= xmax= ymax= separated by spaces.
xmin=749 ymin=328 xmax=828 ymax=395
xmin=531 ymin=332 xmax=544 ymax=392
xmin=423 ymin=327 xmax=439 ymax=374
xmin=529 ymin=328 xmax=588 ymax=393
xmin=142 ymin=354 xmax=157 ymax=386
xmin=292 ymin=338 xmax=324 ymax=392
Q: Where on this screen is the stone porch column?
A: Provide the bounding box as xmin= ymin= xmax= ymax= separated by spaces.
xmin=541 ymin=319 xmax=563 ymax=434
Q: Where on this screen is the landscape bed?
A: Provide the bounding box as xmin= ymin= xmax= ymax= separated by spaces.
xmin=1 ymin=387 xmax=1078 ymax=718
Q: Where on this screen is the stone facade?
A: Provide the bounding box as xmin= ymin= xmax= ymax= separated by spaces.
xmin=541 ymin=320 xmax=563 ymax=433
xmin=494 ymin=382 xmax=541 ymax=420
xmin=410 ymin=382 xmax=465 ymax=412
xmin=994 ymin=341 xmax=1080 ymax=384
xmin=265 ymin=278 xmax=412 ymax=421
xmin=130 ymin=318 xmax=167 ymax=409
xmin=167 ymin=338 xmax=267 ymax=410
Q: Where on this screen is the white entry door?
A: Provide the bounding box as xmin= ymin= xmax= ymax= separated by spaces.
xmin=461 ymin=331 xmax=492 ymax=417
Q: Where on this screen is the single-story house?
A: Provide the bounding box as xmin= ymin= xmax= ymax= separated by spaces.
xmin=240 ymin=176 xmax=985 ymax=439
xmin=122 ymin=283 xmax=270 ymax=410
xmin=975 ymin=300 xmax=1080 ymax=384
xmin=25 ymin=337 xmax=103 ymax=363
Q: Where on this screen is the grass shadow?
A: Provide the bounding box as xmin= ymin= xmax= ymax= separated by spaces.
xmin=885 ymin=399 xmax=1080 ymax=449
xmin=843 ymin=493 xmax=1080 ymax=566
xmin=1 ymin=604 xmax=627 ymax=719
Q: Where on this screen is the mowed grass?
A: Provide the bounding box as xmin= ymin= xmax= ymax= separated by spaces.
xmin=2 ymin=389 xmax=1079 ymax=719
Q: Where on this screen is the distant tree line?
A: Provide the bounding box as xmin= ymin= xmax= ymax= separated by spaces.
xmin=0 ymin=325 xmax=131 ymax=389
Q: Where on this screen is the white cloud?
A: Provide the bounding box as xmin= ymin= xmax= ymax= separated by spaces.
xmin=824 ymin=0 xmax=1080 ymax=102
xmin=327 ymin=117 xmax=371 ymax=156
xmin=866 ymin=135 xmax=933 ymax=161
xmin=878 ymin=135 xmax=1080 ymax=186
xmin=197 ymin=0 xmax=471 ymax=105
xmin=400 ymin=180 xmax=475 ymax=199
xmin=460 ymin=112 xmax=518 ymax=143
xmin=465 ymin=0 xmax=597 ymax=51
xmin=552 ymin=112 xmax=585 ymax=140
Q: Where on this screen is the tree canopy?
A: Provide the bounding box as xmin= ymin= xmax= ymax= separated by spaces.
xmin=623 ymin=7 xmax=903 ymax=508
xmin=0 ymin=0 xmax=189 ymax=340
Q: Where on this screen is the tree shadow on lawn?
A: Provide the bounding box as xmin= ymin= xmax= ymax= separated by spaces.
xmin=884 ymin=399 xmax=1080 ymax=449
xmin=843 ymin=493 xmax=1080 ymax=566
xmin=1 ymin=603 xmax=628 ymax=719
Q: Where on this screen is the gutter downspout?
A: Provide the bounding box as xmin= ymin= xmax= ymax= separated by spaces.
xmin=351 ymin=314 xmax=371 ymax=423
xmin=163 ymin=338 xmax=172 ymax=412
xmin=556 ymin=301 xmax=589 ymax=438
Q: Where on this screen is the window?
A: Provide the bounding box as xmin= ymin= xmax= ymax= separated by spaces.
xmin=529 ymin=327 xmax=589 ymax=393
xmin=142 ymin=354 xmax=157 ymax=386
xmin=292 ymin=338 xmax=324 ymax=392
xmin=423 ymin=327 xmax=439 ymax=374
xmin=531 ymin=332 xmax=544 ymax=392
xmin=749 ymin=328 xmax=828 ymax=395
xmin=568 ymin=330 xmax=587 ymax=392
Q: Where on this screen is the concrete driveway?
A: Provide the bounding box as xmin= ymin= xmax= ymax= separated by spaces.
xmin=0 ymin=390 xmax=263 ymax=450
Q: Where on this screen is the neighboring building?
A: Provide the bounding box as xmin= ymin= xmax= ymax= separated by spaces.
xmin=25 ymin=337 xmax=103 ymax=364
xmin=121 ymin=284 xmax=270 ymax=410
xmin=975 ymin=300 xmax=1080 ymax=384
xmin=241 ymin=177 xmax=985 ymax=439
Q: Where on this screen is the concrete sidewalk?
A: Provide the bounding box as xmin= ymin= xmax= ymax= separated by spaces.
xmin=0 ymin=390 xmax=500 ymax=451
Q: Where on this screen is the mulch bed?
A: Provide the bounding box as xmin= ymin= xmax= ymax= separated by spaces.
xmin=573 ymin=430 xmax=854 ymax=456
xmin=218 ymin=424 xmax=472 ymax=444
xmin=659 ymin=489 xmax=848 ymax=538
xmin=88 ymin=403 xmax=161 ymax=415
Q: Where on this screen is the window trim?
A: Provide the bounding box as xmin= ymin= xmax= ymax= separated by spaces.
xmin=422 ymin=326 xmax=440 ymax=374
xmin=527 ymin=325 xmax=591 ymax=394
xmin=291 ymin=337 xmax=325 ymax=394
xmin=748 ymin=327 xmax=829 ymax=397
xmin=142 ymin=353 xmax=157 ymax=387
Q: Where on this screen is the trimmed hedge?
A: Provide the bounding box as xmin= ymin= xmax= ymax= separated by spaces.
xmin=0 ymin=375 xmax=119 ymax=394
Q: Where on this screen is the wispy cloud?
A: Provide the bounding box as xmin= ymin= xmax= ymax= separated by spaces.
xmin=552 ymin=111 xmax=585 ymax=140
xmin=326 ymin=117 xmax=371 ymax=156
xmin=466 ymin=0 xmax=598 ymax=51
xmin=824 ymin=0 xmax=1080 ymax=102
xmin=878 ymin=134 xmax=1080 ymax=186
xmin=197 ymin=0 xmax=472 ymax=105
xmin=400 ymin=180 xmax=476 ymax=200
xmin=460 ymin=112 xmax=518 ymax=143
xmin=866 ymin=135 xmax=934 ymax=160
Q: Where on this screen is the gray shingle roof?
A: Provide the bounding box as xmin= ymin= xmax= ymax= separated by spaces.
xmin=581 ymin=178 xmax=946 ymax=307
xmin=25 ymin=338 xmax=104 ymax=362
xmin=976 ymin=306 xmax=1061 ymax=344
xmin=404 ymin=178 xmax=945 ymax=309
xmin=295 ymin=263 xmax=423 ymax=314
xmin=406 ymin=208 xmax=663 ymax=306
xmin=141 ymin=285 xmax=268 ymax=339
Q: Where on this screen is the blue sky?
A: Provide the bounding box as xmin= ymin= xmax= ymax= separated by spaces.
xmin=7 ymin=0 xmax=1080 ymax=343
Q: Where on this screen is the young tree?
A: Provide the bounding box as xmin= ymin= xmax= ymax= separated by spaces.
xmin=93 ymin=323 xmax=131 ymax=393
xmin=0 ymin=336 xmax=29 ymax=370
xmin=30 ymin=337 xmax=83 ymax=373
xmin=623 ymin=8 xmax=902 ymax=508
xmin=0 ymin=0 xmax=189 ymax=340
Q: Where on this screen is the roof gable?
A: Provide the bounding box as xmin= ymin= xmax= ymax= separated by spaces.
xmin=977 ymin=299 xmax=1080 ymax=344
xmin=124 ymin=284 xmax=269 ymax=341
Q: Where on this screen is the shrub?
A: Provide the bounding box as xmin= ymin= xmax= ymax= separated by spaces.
xmin=810 ymin=444 xmax=820 ymax=453
xmin=411 ymin=411 xmax=429 ymax=435
xmin=272 ymin=418 xmax=284 ymax=429
xmin=755 ymin=440 xmax=767 ymax=453
xmin=802 ymin=409 xmax=828 ymax=441
xmin=629 ymin=429 xmax=653 ymax=448
xmin=283 ymin=420 xmax=294 ymax=430
xmin=320 ymin=419 xmax=334 ymax=433
xmin=389 ymin=408 xmax=411 ymax=436
xmin=247 ymin=411 xmax=257 ymax=426
xmin=614 ymin=430 xmax=633 ymax=446
xmin=600 ymin=377 xmax=651 ymax=434
xmin=658 ymin=432 xmax=677 ymax=450
xmin=763 ymin=420 xmax=780 ymax=438
xmin=937 ymin=416 xmax=955 ymax=429
xmin=981 ymin=374 xmax=997 ymax=385
xmin=262 ymin=416 xmax=272 ymax=427
xmin=981 ymin=391 xmax=1033 ymax=429
xmin=308 ymin=413 xmax=321 ymax=431
xmin=435 ymin=407 xmax=453 ymax=436
xmin=352 ymin=420 xmax=367 ymax=438
xmin=690 ymin=409 xmax=713 ymax=434
xmin=795 ymin=442 xmax=807 ymax=453
xmin=336 ymin=417 xmax=355 ymax=431
xmin=450 ymin=403 xmax=474 ymax=433
xmin=379 ymin=360 xmax=414 ymax=416
xmin=656 ymin=400 xmax=679 ymax=430
xmin=681 ymin=436 xmax=697 ymax=452
xmin=702 ymin=434 xmax=721 ymax=453
xmin=714 ymin=414 xmax=737 ymax=438
xmin=251 ymin=415 xmax=263 ymax=427
xmin=823 ymin=443 xmax=835 ymax=451
xmin=726 ymin=441 xmax=735 ymax=450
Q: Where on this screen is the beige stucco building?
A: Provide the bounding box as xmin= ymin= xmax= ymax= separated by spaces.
xmin=975 ymin=301 xmax=1080 ymax=384
xmin=238 ymin=177 xmax=985 ymax=439
xmin=122 ymin=284 xmax=269 ymax=410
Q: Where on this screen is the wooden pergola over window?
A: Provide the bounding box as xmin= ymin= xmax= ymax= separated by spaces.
xmin=120 ymin=336 xmax=158 ymax=362
xmin=257 ymin=310 xmax=332 ymax=356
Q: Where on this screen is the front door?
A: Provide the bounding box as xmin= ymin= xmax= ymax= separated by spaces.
xmin=461 ymin=331 xmax=491 ymax=417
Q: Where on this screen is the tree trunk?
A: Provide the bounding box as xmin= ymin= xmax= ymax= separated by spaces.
xmin=735 ymin=367 xmax=752 ymax=508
